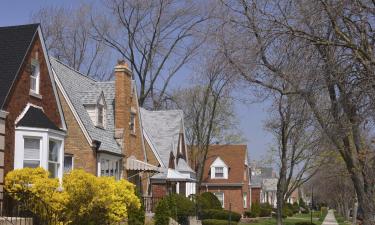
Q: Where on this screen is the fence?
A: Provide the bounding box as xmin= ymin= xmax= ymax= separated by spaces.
xmin=0 ymin=191 xmax=59 ymax=225
xmin=142 ymin=196 xmax=163 ymax=213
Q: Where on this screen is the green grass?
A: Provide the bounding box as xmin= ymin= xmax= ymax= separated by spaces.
xmin=334 ymin=212 xmax=350 ymax=225
xmin=239 ymin=213 xmax=323 ymax=225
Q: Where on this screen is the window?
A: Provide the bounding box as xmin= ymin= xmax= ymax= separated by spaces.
xmin=23 ymin=138 xmax=41 ymax=168
xmin=64 ymin=155 xmax=73 ymax=173
xmin=214 ymin=192 xmax=224 ymax=208
xmin=243 ymin=192 xmax=248 ymax=208
xmin=129 ymin=112 xmax=136 ymax=134
xmin=215 ymin=167 xmax=224 ymax=178
xmin=30 ymin=60 xmax=40 ymax=94
xmin=48 ymin=140 xmax=61 ymax=178
xmin=100 ymin=158 xmax=120 ymax=180
xmin=97 ymin=104 xmax=104 ymax=127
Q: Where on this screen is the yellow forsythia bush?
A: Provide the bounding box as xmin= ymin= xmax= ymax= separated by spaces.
xmin=5 ymin=168 xmax=140 ymax=225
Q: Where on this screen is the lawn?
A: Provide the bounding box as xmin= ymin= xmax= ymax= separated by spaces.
xmin=239 ymin=213 xmax=324 ymax=225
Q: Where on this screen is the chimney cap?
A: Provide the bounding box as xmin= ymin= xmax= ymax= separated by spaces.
xmin=114 ymin=59 xmax=132 ymax=74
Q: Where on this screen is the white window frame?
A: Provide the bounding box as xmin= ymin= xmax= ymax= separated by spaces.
xmin=214 ymin=167 xmax=224 ymax=178
xmin=30 ymin=59 xmax=40 ymax=95
xmin=23 ymin=137 xmax=42 ymax=168
xmin=214 ymin=192 xmax=224 ymax=208
xmin=63 ymin=154 xmax=74 ymax=174
xmin=210 ymin=157 xmax=228 ymax=179
xmin=14 ymin=127 xmax=65 ymax=181
xmin=129 ymin=112 xmax=136 ymax=134
xmin=96 ymin=103 xmax=105 ymax=128
xmin=243 ymin=192 xmax=248 ymax=208
xmin=97 ymin=153 xmax=122 ymax=180
xmin=48 ymin=138 xmax=61 ymax=178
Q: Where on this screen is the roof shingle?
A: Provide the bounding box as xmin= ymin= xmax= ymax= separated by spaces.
xmin=0 ymin=24 xmax=39 ymax=109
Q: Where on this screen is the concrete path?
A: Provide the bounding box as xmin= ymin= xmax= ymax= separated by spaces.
xmin=322 ymin=210 xmax=339 ymax=225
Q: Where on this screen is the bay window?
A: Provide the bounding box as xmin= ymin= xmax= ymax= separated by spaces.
xmin=23 ymin=138 xmax=41 ymax=168
xmin=15 ymin=128 xmax=65 ymax=181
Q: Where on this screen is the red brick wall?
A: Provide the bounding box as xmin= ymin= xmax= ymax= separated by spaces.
xmin=3 ymin=34 xmax=62 ymax=175
xmin=251 ymin=187 xmax=261 ymax=205
xmin=201 ymin=186 xmax=246 ymax=214
xmin=151 ymin=183 xmax=167 ymax=198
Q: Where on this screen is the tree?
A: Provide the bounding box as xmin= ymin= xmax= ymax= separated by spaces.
xmin=306 ymin=150 xmax=355 ymax=221
xmin=216 ymin=1 xmax=375 ymax=224
xmin=266 ymin=90 xmax=320 ymax=225
xmin=170 ymin=54 xmax=237 ymax=189
xmin=92 ymin=0 xmax=208 ymax=108
xmin=32 ymin=4 xmax=111 ymax=80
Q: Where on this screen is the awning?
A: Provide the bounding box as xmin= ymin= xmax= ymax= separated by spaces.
xmin=151 ymin=168 xmax=196 ymax=182
xmin=126 ymin=156 xmax=161 ymax=172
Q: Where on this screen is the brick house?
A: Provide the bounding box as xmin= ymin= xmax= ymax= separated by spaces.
xmin=51 ymin=58 xmax=162 ymax=194
xmin=140 ymin=109 xmax=196 ymax=199
xmin=51 ymin=56 xmax=196 ymax=201
xmin=200 ymin=145 xmax=250 ymax=214
xmin=0 ymin=24 xmax=67 ymax=191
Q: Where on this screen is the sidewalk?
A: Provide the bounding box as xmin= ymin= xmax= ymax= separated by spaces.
xmin=322 ymin=210 xmax=339 ymax=225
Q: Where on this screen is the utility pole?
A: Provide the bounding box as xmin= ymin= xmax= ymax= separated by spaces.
xmin=311 ymin=187 xmax=313 ymax=225
xmin=228 ymin=203 xmax=232 ymax=225
xmin=352 ymin=195 xmax=358 ymax=225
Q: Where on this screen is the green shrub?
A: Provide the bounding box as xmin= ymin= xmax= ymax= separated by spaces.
xmin=197 ymin=192 xmax=222 ymax=210
xmin=259 ymin=203 xmax=272 ymax=217
xmin=295 ymin=222 xmax=316 ymax=225
xmin=283 ymin=206 xmax=293 ymax=218
xmin=200 ymin=209 xmax=241 ymax=222
xmin=202 ymin=219 xmax=238 ymax=225
xmin=166 ymin=194 xmax=195 ymax=224
xmin=127 ymin=191 xmax=145 ymax=225
xmin=244 ymin=210 xmax=258 ymax=218
xmin=154 ymin=198 xmax=171 ymax=225
xmin=250 ymin=202 xmax=261 ymax=217
xmin=292 ymin=202 xmax=300 ymax=214
xmin=321 ymin=207 xmax=328 ymax=216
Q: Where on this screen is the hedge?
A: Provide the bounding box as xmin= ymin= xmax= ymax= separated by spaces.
xmin=154 ymin=198 xmax=170 ymax=225
xmin=295 ymin=222 xmax=316 ymax=225
xmin=197 ymin=192 xmax=222 ymax=210
xmin=202 ymin=219 xmax=238 ymax=225
xmin=200 ymin=209 xmax=241 ymax=222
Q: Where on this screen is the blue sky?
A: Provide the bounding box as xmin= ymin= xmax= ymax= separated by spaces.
xmin=0 ymin=0 xmax=273 ymax=161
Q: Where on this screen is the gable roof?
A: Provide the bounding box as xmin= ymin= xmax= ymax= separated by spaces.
xmin=51 ymin=58 xmax=121 ymax=154
xmin=0 ymin=24 xmax=39 ymax=109
xmin=17 ymin=105 xmax=61 ymax=131
xmin=202 ymin=145 xmax=248 ymax=184
xmin=210 ymin=156 xmax=228 ymax=168
xmin=140 ymin=108 xmax=184 ymax=167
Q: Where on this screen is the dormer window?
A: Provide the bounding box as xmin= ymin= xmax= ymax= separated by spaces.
xmin=214 ymin=167 xmax=224 ymax=178
xmin=30 ymin=59 xmax=40 ymax=94
xmin=97 ymin=104 xmax=104 ymax=127
xmin=129 ymin=112 xmax=136 ymax=134
xmin=210 ymin=157 xmax=228 ymax=179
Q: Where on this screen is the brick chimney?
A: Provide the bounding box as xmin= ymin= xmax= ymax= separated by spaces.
xmin=114 ymin=60 xmax=145 ymax=161
xmin=114 ymin=60 xmax=132 ymax=154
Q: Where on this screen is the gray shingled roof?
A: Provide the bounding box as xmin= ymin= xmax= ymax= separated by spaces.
xmin=0 ymin=24 xmax=39 ymax=109
xmin=140 ymin=108 xmax=194 ymax=173
xmin=51 ymin=58 xmax=121 ymax=154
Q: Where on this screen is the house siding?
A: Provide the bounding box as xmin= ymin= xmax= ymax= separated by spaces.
xmin=203 ymin=187 xmax=246 ymax=214
xmin=3 ymin=35 xmax=62 ymax=177
xmin=58 ymin=89 xmax=97 ymax=175
xmin=200 ymin=145 xmax=250 ymax=214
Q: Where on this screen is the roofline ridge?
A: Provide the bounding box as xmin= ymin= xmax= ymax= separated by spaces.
xmin=140 ymin=107 xmax=183 ymax=113
xmin=50 ymin=57 xmax=98 ymax=82
xmin=0 ymin=23 xmax=40 ymax=29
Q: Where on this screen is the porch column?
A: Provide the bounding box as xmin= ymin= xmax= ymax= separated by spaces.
xmin=0 ymin=110 xmax=8 ymax=200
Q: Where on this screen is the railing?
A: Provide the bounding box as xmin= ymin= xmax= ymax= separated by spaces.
xmin=142 ymin=196 xmax=162 ymax=213
xmin=0 ymin=191 xmax=60 ymax=225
